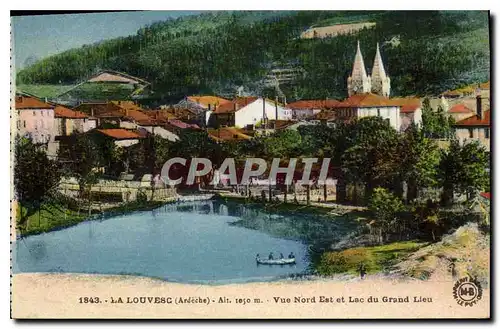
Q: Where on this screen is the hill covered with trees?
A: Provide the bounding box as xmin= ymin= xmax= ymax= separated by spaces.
xmin=16 ymin=11 xmax=490 ymax=101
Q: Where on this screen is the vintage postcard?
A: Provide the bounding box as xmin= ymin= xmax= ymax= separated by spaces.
xmin=10 ymin=10 xmax=491 ymax=319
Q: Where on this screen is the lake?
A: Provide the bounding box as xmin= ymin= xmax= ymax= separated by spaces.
xmin=13 ymin=200 xmax=359 ymax=284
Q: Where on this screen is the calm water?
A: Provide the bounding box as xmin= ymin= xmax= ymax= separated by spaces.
xmin=13 ymin=200 xmax=359 ymax=284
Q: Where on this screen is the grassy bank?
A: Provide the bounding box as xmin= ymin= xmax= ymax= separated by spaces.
xmin=16 ymin=200 xmax=168 ymax=237
xmin=216 ymin=194 xmax=368 ymax=218
xmin=316 ymin=241 xmax=427 ymax=276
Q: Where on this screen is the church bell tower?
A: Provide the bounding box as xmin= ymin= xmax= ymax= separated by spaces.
xmin=370 ymin=43 xmax=391 ymax=97
xmin=347 ymin=41 xmax=391 ymax=97
xmin=347 ymin=41 xmax=371 ymax=96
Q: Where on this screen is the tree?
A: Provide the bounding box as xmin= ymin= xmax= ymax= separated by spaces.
xmin=14 ymin=136 xmax=61 ymax=228
xmin=341 ymin=117 xmax=400 ymax=202
xmin=369 ymin=187 xmax=405 ymax=243
xmin=125 ymin=135 xmax=172 ymax=176
xmin=398 ymin=123 xmax=441 ymax=202
xmin=57 ymin=134 xmax=101 ymax=198
xmin=421 ymin=98 xmax=455 ymax=139
xmin=438 ymin=139 xmax=489 ymax=205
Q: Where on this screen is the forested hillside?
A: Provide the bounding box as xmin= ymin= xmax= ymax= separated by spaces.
xmin=16 ymin=11 xmax=490 ymax=100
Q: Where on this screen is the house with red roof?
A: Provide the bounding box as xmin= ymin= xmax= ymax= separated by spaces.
xmin=392 ymin=97 xmax=422 ymax=131
xmin=94 ymin=128 xmax=144 ymax=147
xmin=212 ymin=97 xmax=292 ymax=128
xmin=330 ymin=93 xmax=403 ymax=130
xmin=287 ymin=99 xmax=341 ymax=119
xmin=15 ymin=95 xmax=56 ymax=145
xmin=54 ymin=105 xmax=97 ymax=137
xmin=447 ymin=103 xmax=475 ymax=122
xmin=207 ymin=127 xmax=252 ymax=142
xmin=164 ymin=119 xmax=200 ymax=136
xmin=454 ymin=110 xmax=490 ymax=150
xmin=453 ymin=93 xmax=490 ymax=150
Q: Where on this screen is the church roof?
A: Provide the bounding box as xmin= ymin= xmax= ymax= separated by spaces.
xmin=371 ymin=43 xmax=388 ymax=82
xmin=337 ymin=93 xmax=399 ymax=108
xmin=350 ymin=41 xmax=369 ymax=81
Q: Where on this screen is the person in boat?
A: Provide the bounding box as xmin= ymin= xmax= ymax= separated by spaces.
xmin=268 ymin=252 xmax=274 ymax=260
xmin=280 ymin=253 xmax=284 ymax=259
xmin=288 ymin=252 xmax=295 ymax=259
xmin=256 ymin=254 xmax=260 ymax=260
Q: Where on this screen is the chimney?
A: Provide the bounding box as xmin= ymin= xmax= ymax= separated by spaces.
xmin=476 ymin=93 xmax=483 ymax=120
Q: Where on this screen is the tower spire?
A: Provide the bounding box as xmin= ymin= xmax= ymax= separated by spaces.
xmin=347 ymin=41 xmax=371 ymax=96
xmin=370 ymin=42 xmax=391 ymax=97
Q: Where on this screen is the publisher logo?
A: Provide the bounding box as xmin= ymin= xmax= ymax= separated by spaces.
xmin=453 ymin=277 xmax=482 ymax=307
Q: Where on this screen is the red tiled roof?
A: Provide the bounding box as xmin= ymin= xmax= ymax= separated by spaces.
xmin=15 ymin=95 xmax=54 ymax=109
xmin=187 ymin=96 xmax=231 ymax=107
xmin=96 ymin=129 xmax=143 ymax=140
xmin=400 ymin=104 xmax=420 ymax=113
xmin=391 ymin=97 xmax=421 ymax=113
xmin=214 ymin=97 xmax=260 ymax=114
xmin=480 ymin=192 xmax=491 ymax=200
xmin=454 ymin=110 xmax=490 ymax=126
xmin=54 ymin=105 xmax=88 ymax=119
xmin=123 ymin=109 xmax=152 ymax=122
xmin=166 ymin=119 xmax=199 ymax=129
xmin=207 ymin=127 xmax=252 ymax=141
xmin=145 ymin=110 xmax=177 ymax=121
xmin=337 ymin=93 xmax=400 ymax=108
xmin=448 ymin=104 xmax=473 ymax=114
xmin=287 ymin=99 xmax=341 ymax=110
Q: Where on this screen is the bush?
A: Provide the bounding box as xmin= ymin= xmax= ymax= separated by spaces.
xmin=136 ymin=190 xmax=148 ymax=203
xmin=317 ymin=248 xmax=371 ymax=275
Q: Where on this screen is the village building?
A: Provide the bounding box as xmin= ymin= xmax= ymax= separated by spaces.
xmin=447 ymin=103 xmax=475 ymax=122
xmin=286 ymin=99 xmax=341 ymax=119
xmin=175 ymin=95 xmax=231 ymax=112
xmin=333 ymin=93 xmax=402 ymax=130
xmin=212 ymin=97 xmax=293 ymax=128
xmin=74 ymin=101 xmax=182 ymax=141
xmin=94 ymin=128 xmax=144 ymax=148
xmin=54 ymin=105 xmax=96 ymax=137
xmin=54 ymin=70 xmax=151 ymax=106
xmin=14 ymin=95 xmax=59 ymax=155
xmin=174 ymin=95 xmax=231 ymax=126
xmin=453 ymin=94 xmax=490 ymax=150
xmin=164 ymin=119 xmax=200 ymax=136
xmin=207 ymin=127 xmax=252 ymax=142
xmin=392 ymin=97 xmax=423 ymax=131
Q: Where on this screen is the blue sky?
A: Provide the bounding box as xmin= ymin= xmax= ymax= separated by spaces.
xmin=11 ymin=11 xmax=200 ymax=71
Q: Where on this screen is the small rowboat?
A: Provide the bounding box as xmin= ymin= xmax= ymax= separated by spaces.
xmin=256 ymin=257 xmax=296 ymax=265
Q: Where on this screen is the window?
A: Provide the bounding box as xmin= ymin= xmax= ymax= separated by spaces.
xmin=485 ymin=128 xmax=490 ymax=139
xmin=41 ymin=111 xmax=44 ymax=116
xmin=33 ymin=111 xmax=35 ymax=116
xmin=23 ymin=121 xmax=26 ymax=128
xmin=469 ymin=129 xmax=474 ymax=138
xmin=377 ymin=108 xmax=381 ymax=116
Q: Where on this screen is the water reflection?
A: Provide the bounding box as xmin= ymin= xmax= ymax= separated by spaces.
xmin=14 ymin=200 xmax=360 ymax=283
